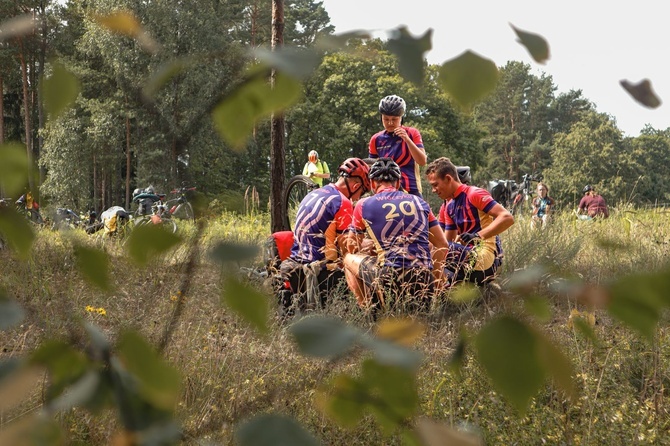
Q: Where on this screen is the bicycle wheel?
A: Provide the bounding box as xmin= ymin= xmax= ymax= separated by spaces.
xmin=132 ymin=215 xmax=177 ymax=233
xmin=171 ymin=201 xmax=195 ymax=222
xmin=161 ymin=217 xmax=178 ymax=233
xmin=283 ymin=175 xmax=318 ymax=231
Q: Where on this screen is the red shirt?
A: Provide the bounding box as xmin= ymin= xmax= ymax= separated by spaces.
xmin=578 ymin=194 xmax=609 ymax=218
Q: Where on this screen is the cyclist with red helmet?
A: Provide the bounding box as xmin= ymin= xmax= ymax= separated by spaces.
xmin=369 ymin=95 xmax=427 ymax=197
xmin=344 ymin=158 xmax=448 ymax=312
xmin=302 ymin=150 xmax=330 ymax=187
xmin=277 ymin=157 xmax=370 ymax=312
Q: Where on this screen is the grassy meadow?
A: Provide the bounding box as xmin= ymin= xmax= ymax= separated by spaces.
xmin=1 ymin=207 xmax=669 ymax=445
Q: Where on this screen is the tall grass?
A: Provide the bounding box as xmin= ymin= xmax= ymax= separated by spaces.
xmin=1 ymin=208 xmax=669 ymax=444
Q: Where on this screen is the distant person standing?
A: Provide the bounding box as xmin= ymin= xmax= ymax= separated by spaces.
xmin=531 ymin=182 xmax=555 ymax=229
xmin=302 ymin=150 xmax=330 ymax=187
xmin=369 ymin=95 xmax=427 ymax=197
xmin=578 ymin=185 xmax=609 ymax=219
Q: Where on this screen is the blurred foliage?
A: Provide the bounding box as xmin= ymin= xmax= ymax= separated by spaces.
xmin=2 ymin=1 xmax=670 ymax=445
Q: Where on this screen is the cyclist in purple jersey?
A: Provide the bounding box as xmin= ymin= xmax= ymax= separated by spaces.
xmin=277 ymin=158 xmax=370 ymax=312
xmin=426 ymin=157 xmax=514 ymax=286
xmin=369 ymin=95 xmax=427 ymax=197
xmin=344 ymin=158 xmax=448 ymax=312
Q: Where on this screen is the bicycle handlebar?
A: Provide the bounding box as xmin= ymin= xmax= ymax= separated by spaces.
xmin=170 ymin=186 xmax=196 ymax=195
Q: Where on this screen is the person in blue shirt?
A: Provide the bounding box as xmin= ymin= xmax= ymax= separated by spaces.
xmin=531 ymin=182 xmax=555 ymax=229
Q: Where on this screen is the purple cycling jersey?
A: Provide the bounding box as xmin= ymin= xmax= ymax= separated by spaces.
xmin=438 ymin=184 xmax=503 ymax=256
xmin=369 ymin=126 xmax=424 ymax=195
xmin=290 ymin=184 xmax=353 ymax=264
xmin=351 ymin=186 xmax=437 ymax=269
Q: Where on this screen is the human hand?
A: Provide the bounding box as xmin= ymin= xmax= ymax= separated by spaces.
xmin=458 ymin=232 xmax=480 ymax=245
xmin=393 ymin=127 xmax=408 ymax=140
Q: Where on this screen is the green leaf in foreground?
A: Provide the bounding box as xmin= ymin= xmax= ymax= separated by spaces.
xmin=0 ymin=414 xmax=63 ymax=446
xmin=386 ymin=26 xmax=432 ymax=85
xmin=320 ymin=360 xmax=418 ymax=435
xmin=236 ymin=414 xmax=320 ymax=446
xmin=289 ymin=316 xmax=360 ymax=358
xmin=0 ymin=291 xmax=25 ymax=330
xmin=535 ymin=331 xmax=576 ymax=399
xmin=31 ymin=340 xmax=89 ymax=402
xmin=475 ymin=316 xmax=544 ymax=414
xmin=511 ymin=24 xmax=550 ymax=64
xmin=359 ymin=336 xmax=422 ymax=371
xmin=209 ymin=241 xmax=259 ymax=264
xmin=74 ymin=244 xmax=111 ymax=291
xmin=143 ymin=58 xmax=192 ymax=98
xmin=126 ymin=224 xmax=181 ymax=266
xmin=93 ymin=10 xmax=159 ymax=53
xmin=212 ymin=70 xmax=302 ymax=149
xmin=0 ymin=142 xmax=31 ymax=197
xmin=416 ymin=418 xmax=484 ymax=446
xmin=41 ymin=62 xmax=80 ymax=120
xmin=221 ymin=276 xmax=269 ymax=335
xmin=253 ymin=46 xmax=323 ymax=79
xmin=0 ymin=14 xmax=36 ymax=41
xmin=0 ymin=207 xmax=35 ymax=258
xmin=620 ymin=78 xmax=661 ymax=108
xmin=438 ymin=51 xmax=498 ymax=111
xmin=606 ymin=269 xmax=670 ymax=341
xmin=117 ymin=331 xmax=181 ymax=410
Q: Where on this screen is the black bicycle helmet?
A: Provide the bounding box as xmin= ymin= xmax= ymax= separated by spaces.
xmin=369 ymin=157 xmax=402 ymax=182
xmin=582 ymin=185 xmax=593 ymax=193
xmin=378 ymin=95 xmax=406 ymax=117
xmin=456 ymin=166 xmax=472 ymax=185
xmin=339 ymin=157 xmax=371 ymax=192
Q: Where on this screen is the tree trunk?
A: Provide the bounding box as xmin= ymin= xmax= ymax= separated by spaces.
xmin=125 ymin=111 xmax=131 ymax=210
xmin=17 ymin=38 xmax=33 ymax=191
xmin=270 ymin=0 xmax=286 ymax=233
xmin=93 ymin=154 xmax=98 ymax=213
xmin=37 ymin=1 xmax=47 ymax=193
xmin=0 ymin=75 xmax=4 ymax=147
xmin=0 ymin=75 xmax=4 ymax=197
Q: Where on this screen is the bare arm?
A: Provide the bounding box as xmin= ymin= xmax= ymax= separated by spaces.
xmin=394 ymin=127 xmax=427 ymax=166
xmin=477 ymin=203 xmax=515 ymax=239
xmin=445 ymin=228 xmax=458 ymax=242
xmin=429 ymin=225 xmax=449 ymax=289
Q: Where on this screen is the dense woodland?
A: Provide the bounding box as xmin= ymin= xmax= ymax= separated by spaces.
xmin=2 ymin=0 xmax=670 ymax=215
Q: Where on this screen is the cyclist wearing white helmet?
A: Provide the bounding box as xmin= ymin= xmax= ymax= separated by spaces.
xmin=302 ymin=150 xmax=330 ymax=187
xmin=369 ymin=95 xmax=427 ymax=197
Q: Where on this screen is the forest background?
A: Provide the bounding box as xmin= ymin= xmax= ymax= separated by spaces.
xmin=2 ymin=0 xmax=669 ymax=218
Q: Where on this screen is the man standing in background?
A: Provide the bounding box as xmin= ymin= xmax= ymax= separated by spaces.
xmin=302 ymin=150 xmax=330 ymax=187
xmin=369 ymin=95 xmax=427 ymax=197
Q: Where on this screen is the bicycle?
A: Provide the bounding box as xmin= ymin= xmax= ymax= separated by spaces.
xmin=164 ymin=185 xmax=196 ymax=222
xmin=132 ymin=194 xmax=178 ymax=233
xmin=52 ymin=207 xmax=84 ymax=230
xmin=15 ymin=194 xmax=45 ymax=225
xmin=282 ymin=174 xmax=319 ymax=231
xmin=511 ymin=173 xmax=543 ymax=215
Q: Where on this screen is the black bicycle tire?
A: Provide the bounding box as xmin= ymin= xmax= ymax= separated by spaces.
xmin=282 ymin=175 xmax=318 ymax=231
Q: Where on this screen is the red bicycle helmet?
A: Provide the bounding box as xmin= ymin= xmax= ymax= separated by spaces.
xmin=339 ymin=157 xmax=371 ymax=193
xmin=308 ymin=150 xmax=318 ymax=163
